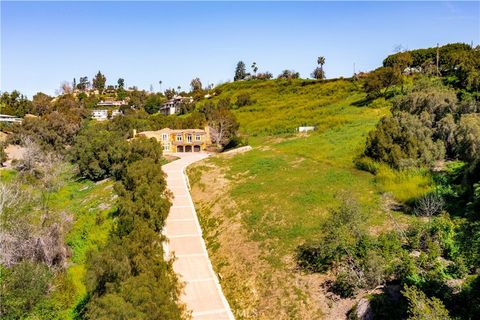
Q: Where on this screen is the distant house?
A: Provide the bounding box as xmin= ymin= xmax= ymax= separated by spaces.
xmin=92 ymin=109 xmax=108 ymax=121
xmin=298 ymin=126 xmax=315 ymax=133
xmin=136 ymin=127 xmax=210 ymax=153
xmin=96 ymin=100 xmax=127 ymax=107
xmin=159 ymin=96 xmax=193 ymax=115
xmin=0 ymin=114 xmax=22 ymax=123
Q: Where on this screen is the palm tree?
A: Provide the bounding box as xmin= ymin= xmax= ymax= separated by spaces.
xmin=317 ymin=56 xmax=325 ymax=74
xmin=251 ymin=62 xmax=258 ymax=75
xmin=159 ymin=80 xmax=162 ymax=91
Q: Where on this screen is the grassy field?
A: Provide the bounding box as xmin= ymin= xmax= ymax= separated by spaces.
xmin=188 ymin=79 xmax=430 ymax=319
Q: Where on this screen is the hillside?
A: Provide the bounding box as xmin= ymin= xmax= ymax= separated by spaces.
xmin=204 ymin=78 xmax=387 ymax=137
xmin=188 ymin=79 xmax=420 ymax=319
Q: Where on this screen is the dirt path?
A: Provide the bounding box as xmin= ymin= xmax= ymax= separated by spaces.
xmin=162 ymin=153 xmax=235 ymax=320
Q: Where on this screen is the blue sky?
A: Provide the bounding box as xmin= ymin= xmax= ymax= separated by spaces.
xmin=1 ymin=1 xmax=479 ymax=97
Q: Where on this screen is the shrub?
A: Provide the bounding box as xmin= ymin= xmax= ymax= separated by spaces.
xmin=0 ymin=262 xmax=52 ymax=319
xmin=235 ymin=93 xmax=255 ymax=107
xmin=354 ymin=155 xmax=380 ymax=174
xmin=402 ymin=285 xmax=451 ymax=320
xmin=332 ymin=270 xmax=357 ymax=298
xmin=365 ymin=112 xmax=445 ymax=169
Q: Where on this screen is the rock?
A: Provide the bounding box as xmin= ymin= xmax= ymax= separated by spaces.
xmin=355 ymin=298 xmax=373 ymax=320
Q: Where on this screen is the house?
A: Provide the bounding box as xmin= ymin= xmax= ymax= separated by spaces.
xmin=96 ymin=100 xmax=127 ymax=107
xmin=298 ymin=126 xmax=315 ymax=133
xmin=0 ymin=114 xmax=22 ymax=123
xmin=91 ymin=109 xmax=108 ymax=121
xmin=159 ymin=96 xmax=193 ymax=115
xmin=136 ymin=127 xmax=210 ymax=153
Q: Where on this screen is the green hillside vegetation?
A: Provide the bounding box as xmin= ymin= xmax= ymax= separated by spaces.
xmin=1 ymin=42 xmax=478 ymax=319
xmin=187 ymin=44 xmax=480 ymax=319
xmin=0 ymin=166 xmax=115 ymax=319
xmin=188 ymin=78 xmax=419 ymax=319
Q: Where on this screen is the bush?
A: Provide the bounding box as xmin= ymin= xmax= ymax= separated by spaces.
xmin=70 ymin=124 xmax=163 ymax=181
xmin=332 ymin=270 xmax=357 ymax=298
xmin=235 ymin=93 xmax=255 ymax=107
xmin=0 ymin=262 xmax=52 ymax=319
xmin=354 ymin=155 xmax=380 ymax=174
xmin=10 ymin=110 xmax=86 ymax=152
xmin=365 ymin=112 xmax=445 ymax=169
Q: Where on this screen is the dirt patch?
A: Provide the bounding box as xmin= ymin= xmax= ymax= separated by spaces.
xmin=0 ymin=131 xmax=8 ymax=143
xmin=3 ymin=144 xmax=26 ymax=167
xmin=164 ymin=154 xmax=180 ymax=162
xmin=188 ymin=161 xmax=363 ymax=319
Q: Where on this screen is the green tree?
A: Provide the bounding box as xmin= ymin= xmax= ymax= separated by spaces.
xmin=32 ymin=92 xmax=52 ymax=116
xmin=364 ymin=112 xmax=445 ymax=168
xmin=234 ymin=61 xmax=247 ymax=81
xmin=363 ymin=67 xmax=402 ymax=98
xmin=92 ymin=71 xmax=107 ymax=92
xmin=402 ymin=285 xmax=450 ymax=320
xmin=0 ymin=262 xmax=52 ymax=319
xmin=117 ymin=78 xmax=125 ymax=89
xmin=312 ymin=56 xmax=326 ymax=79
xmin=455 ymin=113 xmax=480 ymax=162
xmin=251 ymin=62 xmax=258 ymax=74
xmin=164 ymin=88 xmax=176 ymax=100
xmin=0 ymin=91 xmax=33 ymax=117
xmin=190 ymin=77 xmax=202 ymax=92
xmin=277 ymin=70 xmax=300 ymax=80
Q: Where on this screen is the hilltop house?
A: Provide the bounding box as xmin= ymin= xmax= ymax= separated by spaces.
xmin=91 ymin=109 xmax=108 ymax=121
xmin=0 ymin=114 xmax=22 ymax=123
xmin=136 ymin=127 xmax=210 ymax=153
xmin=159 ymin=96 xmax=193 ymax=115
xmin=96 ymin=100 xmax=127 ymax=107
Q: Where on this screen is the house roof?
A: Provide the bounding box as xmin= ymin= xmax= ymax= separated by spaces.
xmin=137 ymin=128 xmax=206 ymax=139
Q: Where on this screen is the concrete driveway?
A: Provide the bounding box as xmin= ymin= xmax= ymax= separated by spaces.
xmin=162 ymin=153 xmax=235 ymax=320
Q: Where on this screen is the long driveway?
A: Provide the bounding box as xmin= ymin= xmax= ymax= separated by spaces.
xmin=162 ymin=153 xmax=235 ymax=320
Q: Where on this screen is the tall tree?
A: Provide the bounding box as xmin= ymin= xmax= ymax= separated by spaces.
xmin=234 ymin=61 xmax=247 ymax=81
xmin=117 ymin=78 xmax=125 ymax=89
xmin=72 ymin=78 xmax=77 ymax=90
xmin=312 ymin=56 xmax=326 ymax=80
xmin=208 ymin=108 xmax=239 ymax=149
xmin=190 ymin=78 xmax=202 ymax=92
xmin=78 ymin=76 xmax=90 ymax=91
xmin=92 ymin=71 xmax=107 ymax=92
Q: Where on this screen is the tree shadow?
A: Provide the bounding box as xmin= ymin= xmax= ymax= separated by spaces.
xmin=352 ymin=97 xmax=373 ymax=107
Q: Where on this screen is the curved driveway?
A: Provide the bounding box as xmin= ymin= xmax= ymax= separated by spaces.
xmin=162 ymin=153 xmax=235 ymax=320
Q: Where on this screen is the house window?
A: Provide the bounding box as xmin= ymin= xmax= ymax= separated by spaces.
xmin=163 ymin=143 xmax=170 ymax=151
xmin=187 ymin=134 xmax=192 ymax=142
xmin=176 ymin=134 xmax=182 ymax=141
xmin=195 ymin=134 xmax=201 ymax=141
xmin=162 ymin=133 xmax=168 ymax=141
